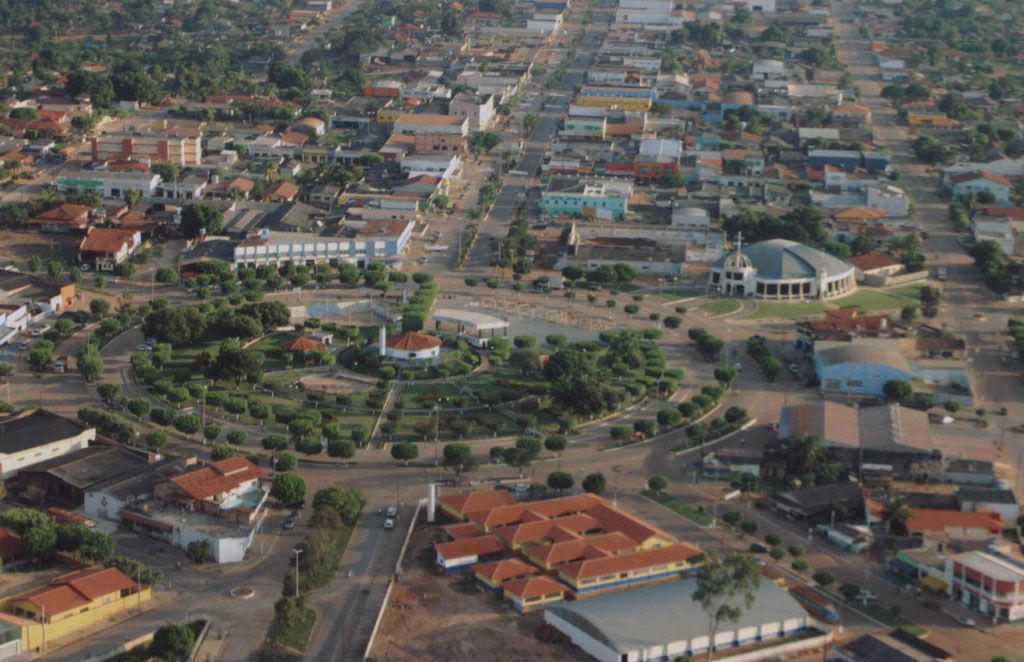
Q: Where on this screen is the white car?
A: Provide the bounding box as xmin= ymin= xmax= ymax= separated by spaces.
xmin=136 ymin=344 xmax=152 ymax=352
xmin=733 ymin=362 xmax=742 ymax=371
xmin=954 ymin=615 xmax=976 ymax=627
xmin=383 ymin=518 xmax=394 ymax=531
xmin=80 ymin=263 xmax=90 ymax=271
xmin=385 ymin=505 xmax=398 ymax=518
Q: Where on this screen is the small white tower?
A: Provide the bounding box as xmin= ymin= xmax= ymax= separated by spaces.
xmin=378 ymin=326 xmax=387 ymax=357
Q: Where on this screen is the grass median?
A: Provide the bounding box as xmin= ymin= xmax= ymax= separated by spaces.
xmin=642 ymin=489 xmax=715 ymax=526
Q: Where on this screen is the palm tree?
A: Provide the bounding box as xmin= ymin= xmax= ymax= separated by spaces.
xmin=787 ymin=434 xmax=823 ymax=476
xmin=882 ymin=497 xmax=912 ymax=536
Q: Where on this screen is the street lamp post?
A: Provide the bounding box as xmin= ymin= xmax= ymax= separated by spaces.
xmin=292 ymin=547 xmax=303 ymax=598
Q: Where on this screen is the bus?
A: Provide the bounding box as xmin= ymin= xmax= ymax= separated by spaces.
xmin=788 ymin=584 xmax=839 ymax=623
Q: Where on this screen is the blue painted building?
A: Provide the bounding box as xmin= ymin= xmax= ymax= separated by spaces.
xmin=950 ymin=171 xmax=1013 ymax=203
xmin=814 ymin=339 xmax=913 ymax=396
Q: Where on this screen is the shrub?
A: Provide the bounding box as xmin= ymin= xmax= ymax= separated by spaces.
xmin=740 ymin=520 xmax=758 ymax=535
xmin=765 ymin=533 xmax=781 ymax=546
xmin=814 ymin=571 xmax=835 ymax=587
xmin=792 ymin=560 xmax=809 ymax=572
xmin=788 ymin=545 xmax=804 ymax=558
xmin=769 ymin=546 xmax=786 ymax=560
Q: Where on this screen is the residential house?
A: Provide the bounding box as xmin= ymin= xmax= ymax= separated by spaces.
xmin=78 ymin=227 xmax=141 ymax=271
xmin=263 ymin=181 xmax=300 ymax=203
xmin=27 ymin=204 xmax=91 ymax=234
xmin=0 ymin=567 xmax=150 ymax=652
xmin=846 ymin=252 xmax=903 ymax=280
xmin=120 ymin=456 xmax=267 ymax=563
xmin=831 ymin=103 xmax=872 ymax=125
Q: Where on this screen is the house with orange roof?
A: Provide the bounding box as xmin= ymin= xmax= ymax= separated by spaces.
xmin=283 ymin=335 xmax=326 ymax=353
xmin=0 ymin=566 xmax=151 ymax=651
xmin=503 ymin=575 xmax=568 ymax=612
xmin=385 ymin=331 xmax=443 ymax=360
xmin=831 ymin=103 xmax=872 ymax=125
xmin=472 ymin=558 xmax=538 ymax=592
xmin=263 ymin=180 xmax=300 ymax=203
xmin=78 ymin=227 xmax=141 ymax=271
xmin=28 ymin=203 xmax=92 ymax=234
xmin=120 ymin=456 xmax=267 ymax=563
xmin=846 ymin=252 xmax=903 ymax=280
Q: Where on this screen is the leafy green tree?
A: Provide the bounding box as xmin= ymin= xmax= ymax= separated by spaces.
xmin=442 ymin=442 xmax=477 ymax=476
xmin=274 ymin=451 xmax=297 ymax=472
xmin=146 ymin=430 xmax=168 ymax=451
xmin=692 ymin=552 xmax=762 ymax=662
xmin=271 ymin=474 xmax=307 ymax=506
xmin=546 ymin=471 xmax=574 ymax=492
xmin=180 ymin=204 xmax=223 ymax=239
xmin=226 ymin=430 xmax=247 ymax=445
xmin=313 ymin=485 xmax=366 ymax=523
xmin=883 ymin=379 xmax=912 ymax=401
xmin=391 ymin=441 xmax=419 ymax=465
xmin=582 ymin=472 xmax=607 ymax=495
xmin=813 ymin=571 xmax=834 ymax=587
xmin=22 ymin=524 xmax=57 ymax=561
xmin=327 ymin=438 xmax=356 ymax=461
xmin=127 ymin=398 xmax=151 ymax=421
xmin=150 ymin=624 xmax=195 ymax=662
xmin=647 ymin=475 xmax=669 ymax=494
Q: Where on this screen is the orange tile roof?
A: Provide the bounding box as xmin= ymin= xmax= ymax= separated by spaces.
xmin=386 ymin=332 xmax=442 ymax=351
xmin=528 ymin=531 xmax=638 ymax=566
xmin=951 ymin=170 xmax=1012 ymax=187
xmin=847 ymin=252 xmax=900 ymax=272
xmin=906 ymin=508 xmax=1003 ymax=534
xmin=978 ymin=206 xmax=1024 ymax=221
xmin=439 ymin=489 xmax=516 ymax=517
xmin=264 ymin=180 xmax=300 ymax=200
xmin=833 ymin=207 xmax=886 ymax=220
xmin=472 ymin=558 xmax=538 ymax=583
xmin=502 ymin=575 xmax=566 ymax=601
xmin=558 ymin=543 xmax=702 ymax=581
xmin=584 ymin=502 xmax=671 ymax=544
xmin=283 ymin=335 xmax=326 ymax=352
xmin=30 ymin=203 xmax=90 ymax=226
xmin=435 ymin=534 xmax=504 ymax=560
xmin=465 ymin=493 xmax=605 ymax=530
xmin=442 ymin=522 xmax=484 ymax=541
xmin=169 ymin=456 xmax=264 ymax=501
xmin=394 ymin=113 xmax=467 ymax=126
xmin=79 ymin=227 xmax=137 ymax=254
xmin=832 ymin=103 xmax=871 ymax=114
xmin=279 ymin=129 xmax=308 ymax=146
xmin=492 ymin=514 xmax=602 ymax=546
xmin=18 ymin=567 xmax=136 ymax=616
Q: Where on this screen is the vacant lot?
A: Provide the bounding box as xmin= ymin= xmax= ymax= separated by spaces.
xmin=370 ymin=525 xmax=590 ymax=662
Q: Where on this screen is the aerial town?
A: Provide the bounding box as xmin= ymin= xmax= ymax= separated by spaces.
xmin=0 ymin=0 xmax=1018 ymax=661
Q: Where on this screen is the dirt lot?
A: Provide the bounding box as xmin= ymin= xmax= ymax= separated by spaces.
xmin=0 ymin=229 xmax=81 ymax=266
xmin=369 ymin=525 xmax=590 ymax=662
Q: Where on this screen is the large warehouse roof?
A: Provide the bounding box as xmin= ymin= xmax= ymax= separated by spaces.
xmin=433 ymin=308 xmax=510 ymax=331
xmin=816 ymin=339 xmax=912 ymax=374
xmin=545 ymin=578 xmax=806 ymax=654
xmin=713 ymin=239 xmax=852 ymax=280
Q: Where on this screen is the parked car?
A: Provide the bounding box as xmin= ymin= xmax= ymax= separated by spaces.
xmin=383 ymin=518 xmax=395 ymax=530
xmin=954 ymin=615 xmax=976 ymax=627
xmin=136 ymin=344 xmax=152 ymax=352
xmin=749 ymin=542 xmax=769 ymax=553
xmin=386 ymin=505 xmax=398 ymax=518
xmin=283 ymin=516 xmax=297 ymax=530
